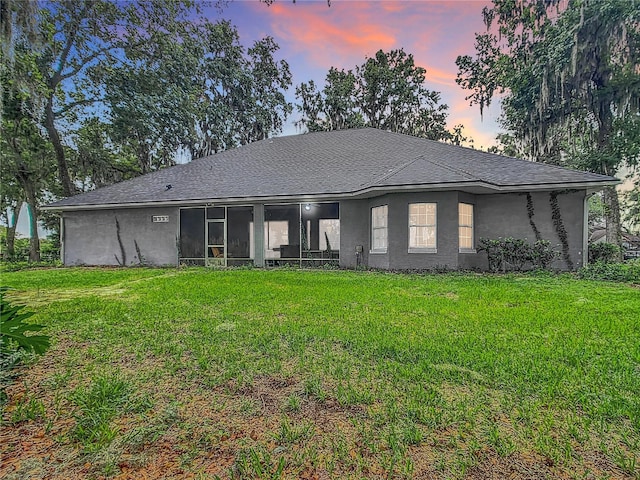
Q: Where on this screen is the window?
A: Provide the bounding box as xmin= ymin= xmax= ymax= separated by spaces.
xmin=408 ymin=203 xmax=437 ymax=252
xmin=458 ymin=203 xmax=474 ymax=251
xmin=371 ymin=205 xmax=388 ymax=252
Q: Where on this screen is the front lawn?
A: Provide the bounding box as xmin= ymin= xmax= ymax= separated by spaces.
xmin=1 ymin=268 xmax=638 ymax=479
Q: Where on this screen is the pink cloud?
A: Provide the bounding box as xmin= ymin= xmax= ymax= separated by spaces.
xmin=266 ymin=2 xmax=397 ymax=68
xmin=231 ymin=0 xmax=501 ymax=147
xmin=381 ymin=2 xmax=407 ymax=13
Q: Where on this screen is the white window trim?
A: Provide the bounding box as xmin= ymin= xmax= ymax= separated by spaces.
xmin=458 ymin=203 xmax=476 ymax=253
xmin=408 ymin=203 xmax=437 ymax=254
xmin=370 ymin=205 xmax=388 ymax=254
xmin=409 ymin=247 xmax=438 ymax=254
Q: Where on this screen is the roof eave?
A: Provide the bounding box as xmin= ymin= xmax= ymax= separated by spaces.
xmin=42 ymin=179 xmax=620 ymax=212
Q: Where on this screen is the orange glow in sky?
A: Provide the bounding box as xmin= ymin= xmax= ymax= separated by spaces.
xmin=210 ymin=0 xmax=501 ymax=149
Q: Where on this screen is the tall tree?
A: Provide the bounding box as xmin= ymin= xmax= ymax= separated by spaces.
xmin=103 ymin=19 xmax=291 ymax=168
xmin=185 ymin=22 xmax=292 ymax=159
xmin=72 ymin=118 xmax=139 ymax=188
xmin=297 ymin=49 xmax=465 ymax=143
xmin=456 ymin=0 xmax=640 ymax=244
xmin=10 ymin=0 xmax=208 ymax=197
xmin=1 ymin=73 xmax=55 ymax=262
xmin=0 ymin=187 xmax=23 ymax=260
xmin=0 ymin=0 xmax=40 ymax=116
xmin=623 ymin=183 xmax=640 ymax=233
xmin=295 ymin=69 xmax=363 ymax=132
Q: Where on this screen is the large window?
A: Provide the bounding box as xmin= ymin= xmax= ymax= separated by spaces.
xmin=371 ymin=205 xmax=388 ymax=252
xmin=408 ymin=203 xmax=437 ymax=251
xmin=458 ymin=203 xmax=474 ymax=251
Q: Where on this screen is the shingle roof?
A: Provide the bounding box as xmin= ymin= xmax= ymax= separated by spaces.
xmin=46 ymin=128 xmax=618 ymax=209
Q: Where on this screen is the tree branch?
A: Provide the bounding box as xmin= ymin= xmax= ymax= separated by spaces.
xmin=53 ymin=98 xmax=98 ymax=117
xmin=50 ymin=4 xmax=88 ymax=88
xmin=59 ymin=45 xmax=118 ymax=81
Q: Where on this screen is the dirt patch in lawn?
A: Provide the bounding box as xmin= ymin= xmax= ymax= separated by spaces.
xmin=1 ymin=341 xmax=635 ymax=479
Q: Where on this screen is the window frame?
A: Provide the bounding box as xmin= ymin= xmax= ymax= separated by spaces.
xmin=370 ymin=205 xmax=388 ymax=253
xmin=408 ymin=203 xmax=437 ymax=253
xmin=458 ymin=203 xmax=475 ymax=253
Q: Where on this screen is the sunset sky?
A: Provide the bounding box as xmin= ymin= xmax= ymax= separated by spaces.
xmin=17 ymin=1 xmax=507 ymax=237
xmin=212 ymin=0 xmax=502 ymax=149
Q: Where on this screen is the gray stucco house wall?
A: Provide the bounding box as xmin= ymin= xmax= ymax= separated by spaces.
xmin=60 ymin=190 xmax=587 ymax=271
xmin=63 ymin=208 xmax=179 ymax=266
xmin=47 ymin=128 xmax=617 ymax=271
xmin=335 ymin=190 xmax=586 ymax=271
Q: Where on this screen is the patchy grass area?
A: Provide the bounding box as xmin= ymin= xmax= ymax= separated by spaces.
xmin=1 ymin=268 xmax=639 ymax=479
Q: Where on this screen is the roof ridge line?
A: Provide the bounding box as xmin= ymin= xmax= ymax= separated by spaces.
xmin=366 ymin=154 xmax=425 ymax=187
xmin=413 ymin=154 xmax=478 ymax=182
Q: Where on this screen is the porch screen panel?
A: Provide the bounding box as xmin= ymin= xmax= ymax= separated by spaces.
xmin=317 ymin=203 xmax=339 ymax=252
xmin=319 ymin=219 xmax=340 ymax=251
xmin=264 ymin=204 xmax=301 ymax=259
xmin=227 ymin=206 xmax=254 ymax=259
xmin=180 ymin=208 xmax=205 ymax=258
xmin=207 ymin=222 xmax=225 ymax=245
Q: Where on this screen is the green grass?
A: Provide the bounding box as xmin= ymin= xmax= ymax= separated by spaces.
xmin=1 ymin=267 xmax=639 ymax=479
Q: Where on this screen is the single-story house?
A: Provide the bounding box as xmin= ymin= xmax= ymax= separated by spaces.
xmin=44 ymin=128 xmax=619 ymax=270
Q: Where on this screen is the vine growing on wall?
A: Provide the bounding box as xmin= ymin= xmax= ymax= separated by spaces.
xmin=134 ymin=239 xmax=146 ymax=266
xmin=114 ymin=217 xmax=126 ymax=266
xmin=549 ymin=191 xmax=573 ymax=270
xmin=525 ymin=193 xmax=542 ymax=241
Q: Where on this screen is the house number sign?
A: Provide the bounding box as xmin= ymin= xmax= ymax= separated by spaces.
xmin=152 ymin=215 xmax=169 ymax=223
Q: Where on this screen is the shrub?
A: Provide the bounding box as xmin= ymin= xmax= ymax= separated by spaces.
xmin=588 ymin=242 xmax=622 ymax=264
xmin=0 ymin=287 xmax=50 ymax=405
xmin=530 ymin=240 xmax=557 ymax=269
xmin=478 ymin=237 xmax=558 ymax=272
xmin=0 ymin=260 xmax=62 ymax=272
xmin=577 ymin=261 xmax=640 ymax=283
xmin=0 ymin=237 xmax=60 ymax=263
xmin=501 ymin=237 xmax=531 ymax=271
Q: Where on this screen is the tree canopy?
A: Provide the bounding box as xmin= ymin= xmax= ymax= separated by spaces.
xmin=0 ymin=0 xmax=292 ymax=260
xmin=296 ymin=49 xmax=468 ymax=144
xmin=456 ymin=0 xmax=640 ymax=242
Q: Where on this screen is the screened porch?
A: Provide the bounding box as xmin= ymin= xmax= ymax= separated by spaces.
xmin=178 ymin=202 xmax=339 ymax=267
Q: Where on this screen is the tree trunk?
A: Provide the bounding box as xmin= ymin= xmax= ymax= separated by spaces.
xmin=5 ymin=201 xmax=23 ymax=260
xmin=603 ymin=185 xmax=622 ymax=255
xmin=23 ymin=186 xmax=41 ymax=263
xmin=44 ymin=96 xmax=75 ymax=197
xmin=594 ymin=87 xmax=622 ymax=252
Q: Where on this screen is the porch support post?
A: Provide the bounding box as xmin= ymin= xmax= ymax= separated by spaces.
xmin=254 ymin=203 xmax=265 ymax=267
xmin=60 ymin=214 xmax=65 ymax=265
xmin=583 ymin=191 xmax=594 ymax=267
